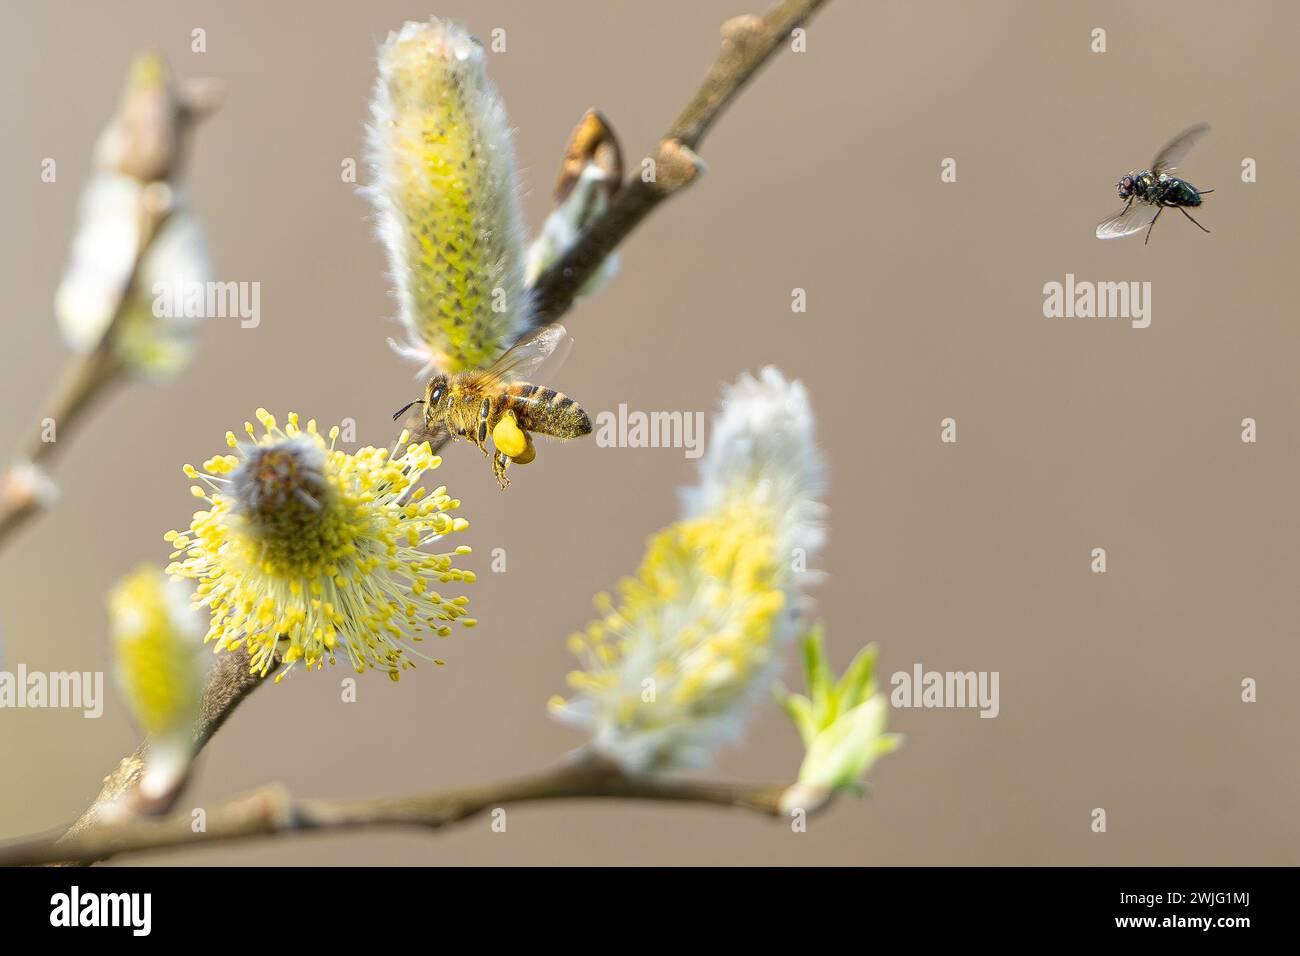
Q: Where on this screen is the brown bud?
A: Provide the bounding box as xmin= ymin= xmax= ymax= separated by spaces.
xmin=101 ymin=51 xmax=220 ymax=183
xmin=554 ymin=109 xmax=624 ymax=206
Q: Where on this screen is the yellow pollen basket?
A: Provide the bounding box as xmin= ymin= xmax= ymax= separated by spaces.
xmin=492 ymin=411 xmax=528 ymax=458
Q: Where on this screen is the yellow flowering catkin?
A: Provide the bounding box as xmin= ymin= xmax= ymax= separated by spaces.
xmin=109 ymin=565 xmax=204 ymax=739
xmin=551 ymin=500 xmax=787 ymax=771
xmin=550 ymin=368 xmax=827 ymax=772
xmin=165 ymin=411 xmax=475 ymax=682
xmin=365 ymin=19 xmax=529 ymax=374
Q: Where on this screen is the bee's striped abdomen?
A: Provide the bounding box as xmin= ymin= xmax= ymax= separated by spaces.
xmin=503 ymin=382 xmax=592 ymax=440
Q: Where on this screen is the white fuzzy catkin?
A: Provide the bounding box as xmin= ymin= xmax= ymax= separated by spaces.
xmin=364 ymin=19 xmax=530 ymax=375
xmin=551 ymin=368 xmax=828 ymax=772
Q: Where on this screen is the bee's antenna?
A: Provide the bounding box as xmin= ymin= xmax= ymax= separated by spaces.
xmin=391 ymin=399 xmax=425 ymax=422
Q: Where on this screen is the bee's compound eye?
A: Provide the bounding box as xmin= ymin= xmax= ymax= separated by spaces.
xmin=431 ymin=389 xmax=442 ymax=403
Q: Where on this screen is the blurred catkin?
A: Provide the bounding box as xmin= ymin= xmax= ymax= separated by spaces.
xmin=364 ymin=19 xmax=529 ymax=374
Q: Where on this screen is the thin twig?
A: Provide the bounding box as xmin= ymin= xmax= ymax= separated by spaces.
xmin=1 ymin=754 xmax=808 ymax=866
xmin=527 ymin=0 xmax=828 ymax=326
xmin=0 ymin=196 xmax=173 ymax=549
xmin=419 ymin=0 xmax=830 ymax=454
xmin=57 ymin=647 xmax=274 ymax=849
xmin=0 ymin=57 xmax=219 ymax=552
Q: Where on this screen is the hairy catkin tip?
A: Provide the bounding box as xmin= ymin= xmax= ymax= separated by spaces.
xmin=365 ymin=18 xmax=529 ymax=374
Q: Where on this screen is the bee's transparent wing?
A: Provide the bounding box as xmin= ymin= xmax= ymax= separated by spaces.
xmin=1096 ymin=201 xmax=1158 ymax=239
xmin=410 ymin=415 xmax=451 ymax=447
xmin=1151 ymin=122 xmax=1209 ymax=177
xmin=479 ymin=323 xmax=573 ymax=385
xmin=391 ymin=399 xmax=449 ymax=444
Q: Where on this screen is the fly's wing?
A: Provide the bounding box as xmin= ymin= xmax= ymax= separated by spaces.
xmin=1151 ymin=122 xmax=1209 ymax=178
xmin=479 ymin=323 xmax=574 ymax=386
xmin=1096 ymin=201 xmax=1158 ymax=239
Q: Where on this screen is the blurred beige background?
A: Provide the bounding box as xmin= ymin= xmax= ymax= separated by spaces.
xmin=2 ymin=0 xmax=1298 ymax=865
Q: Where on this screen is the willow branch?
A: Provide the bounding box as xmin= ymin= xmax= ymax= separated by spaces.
xmin=0 ymin=192 xmax=172 ymax=549
xmin=1 ymin=754 xmax=810 ymax=866
xmin=417 ymin=0 xmax=830 ymax=453
xmin=14 ymin=4 xmax=833 ymax=863
xmin=527 ymin=0 xmax=829 ymax=326
xmin=56 ymin=647 xmax=274 ymax=851
xmin=0 ymin=63 xmax=219 ymax=552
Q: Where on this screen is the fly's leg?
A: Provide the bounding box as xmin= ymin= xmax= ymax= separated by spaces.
xmin=1144 ymin=206 xmax=1163 ymax=245
xmin=492 ymin=451 xmax=512 ymax=489
xmin=1178 ymin=206 xmax=1211 ymax=234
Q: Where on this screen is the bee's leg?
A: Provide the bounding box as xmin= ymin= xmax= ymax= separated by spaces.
xmin=1144 ymin=206 xmax=1163 ymax=245
xmin=1178 ymin=206 xmax=1211 ymax=234
xmin=477 ymin=397 xmax=493 ymax=457
xmin=492 ymin=451 xmax=511 ymax=489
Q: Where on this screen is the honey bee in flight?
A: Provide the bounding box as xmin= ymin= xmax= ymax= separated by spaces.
xmin=392 ymin=325 xmax=591 ymax=488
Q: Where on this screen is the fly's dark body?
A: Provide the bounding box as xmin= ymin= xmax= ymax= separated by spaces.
xmin=1128 ymin=171 xmax=1204 ymax=209
xmin=1096 ymin=123 xmax=1214 ymax=245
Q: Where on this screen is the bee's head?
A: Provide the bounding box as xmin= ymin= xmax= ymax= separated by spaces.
xmin=422 ymin=374 xmax=454 ymax=427
xmin=1116 ymin=175 xmax=1136 ymax=199
xmin=424 ymin=374 xmax=451 ymax=415
xmin=391 ymin=374 xmax=451 ymax=427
